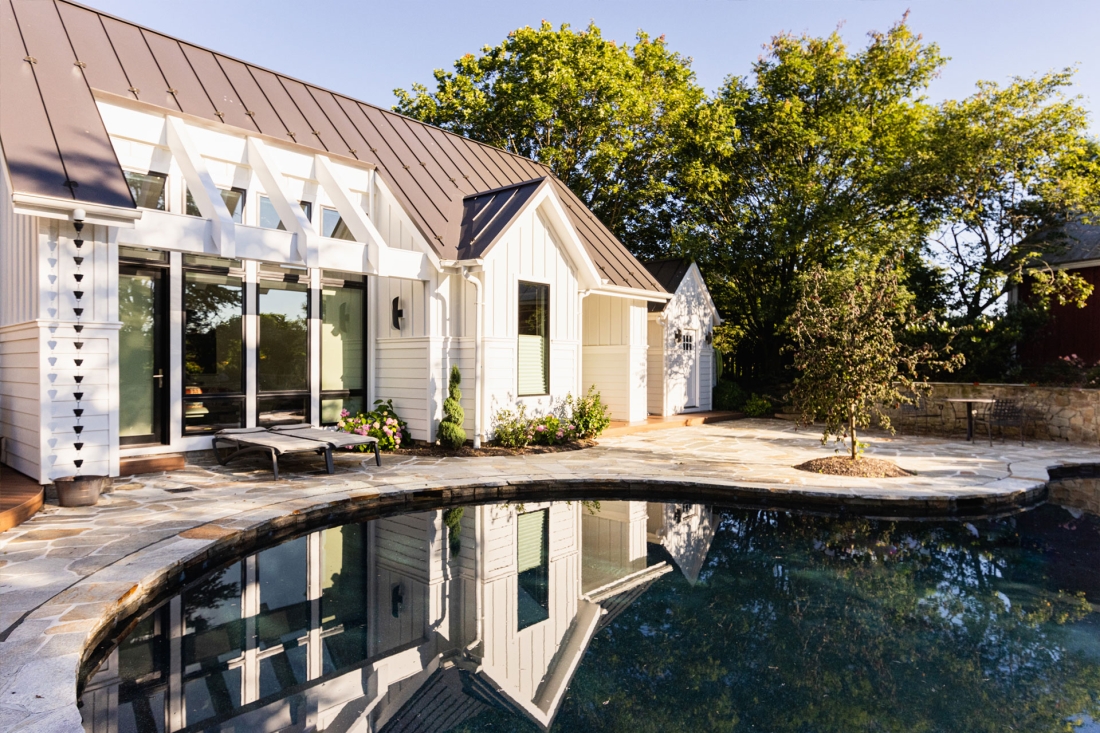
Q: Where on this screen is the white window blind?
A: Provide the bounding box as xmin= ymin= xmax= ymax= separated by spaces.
xmin=517 ymin=510 xmax=548 ymax=573
xmin=517 ymin=335 xmax=547 ymax=396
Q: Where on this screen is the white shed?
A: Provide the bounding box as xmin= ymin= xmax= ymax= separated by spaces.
xmin=644 ymin=259 xmax=722 ymax=416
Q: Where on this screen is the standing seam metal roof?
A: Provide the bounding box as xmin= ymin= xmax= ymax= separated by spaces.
xmin=0 ymin=0 xmax=664 ymax=292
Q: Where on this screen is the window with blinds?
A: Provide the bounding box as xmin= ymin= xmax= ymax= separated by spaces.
xmin=517 ymin=509 xmax=550 ymax=629
xmin=517 ymin=282 xmax=549 ymax=396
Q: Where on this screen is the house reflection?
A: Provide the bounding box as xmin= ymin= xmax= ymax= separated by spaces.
xmin=81 ymin=500 xmax=716 ymax=732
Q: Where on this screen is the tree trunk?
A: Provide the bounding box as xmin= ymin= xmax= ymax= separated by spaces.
xmin=849 ymin=406 xmax=858 ymax=461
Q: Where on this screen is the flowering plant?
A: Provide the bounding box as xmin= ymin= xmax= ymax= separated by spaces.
xmin=337 ymin=399 xmax=410 ymax=451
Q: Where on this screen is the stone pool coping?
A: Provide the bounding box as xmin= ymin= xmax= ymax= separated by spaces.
xmin=3 ymin=418 xmax=1099 ymax=732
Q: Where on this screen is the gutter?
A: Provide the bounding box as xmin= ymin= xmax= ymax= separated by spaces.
xmin=460 ymin=266 xmax=485 ymax=448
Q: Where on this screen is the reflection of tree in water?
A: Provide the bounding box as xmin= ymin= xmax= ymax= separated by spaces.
xmin=183 ymin=569 xmax=241 ymax=633
xmin=504 ymin=508 xmax=1100 ymax=733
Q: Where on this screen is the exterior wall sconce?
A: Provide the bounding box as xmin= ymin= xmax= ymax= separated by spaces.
xmin=674 ymin=328 xmax=682 ymax=343
xmin=391 ymin=584 xmax=404 ymax=618
xmin=705 ymin=330 xmax=713 ymax=345
xmin=391 ymin=297 xmax=403 ymax=330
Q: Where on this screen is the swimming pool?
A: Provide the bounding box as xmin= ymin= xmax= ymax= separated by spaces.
xmin=79 ymin=498 xmax=1100 ymax=732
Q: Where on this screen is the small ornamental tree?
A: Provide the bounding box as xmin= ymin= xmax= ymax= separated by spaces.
xmin=438 ymin=365 xmax=466 ymax=449
xmin=785 ymin=263 xmax=963 ymax=460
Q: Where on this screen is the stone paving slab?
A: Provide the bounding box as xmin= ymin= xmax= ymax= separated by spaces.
xmin=2 ymin=418 xmax=1100 ymax=732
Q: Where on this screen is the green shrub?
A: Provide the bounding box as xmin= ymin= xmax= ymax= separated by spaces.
xmin=566 ymin=386 xmax=612 ymax=438
xmin=438 ymin=365 xmax=467 ymax=449
xmin=337 ymin=399 xmax=409 ymax=451
xmin=492 ymin=403 xmax=534 ymax=448
xmin=742 ymin=393 xmax=773 ymax=418
xmin=714 ymin=381 xmax=747 ymax=411
xmin=443 ymin=507 xmax=464 ymax=555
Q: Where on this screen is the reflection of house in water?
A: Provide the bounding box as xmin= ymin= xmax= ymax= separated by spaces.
xmin=647 ymin=503 xmax=717 ymax=584
xmin=82 ymin=501 xmax=713 ymax=732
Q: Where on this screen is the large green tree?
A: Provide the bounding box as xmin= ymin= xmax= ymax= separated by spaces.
xmin=922 ymin=70 xmax=1098 ymax=323
xmin=394 ymin=21 xmax=713 ymax=258
xmin=677 ymin=20 xmax=943 ymax=383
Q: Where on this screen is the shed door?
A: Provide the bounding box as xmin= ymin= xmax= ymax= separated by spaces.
xmin=683 ymin=330 xmax=698 ymax=408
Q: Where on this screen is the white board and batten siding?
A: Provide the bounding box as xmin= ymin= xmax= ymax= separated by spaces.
xmin=0 ymin=147 xmax=44 ymax=478
xmin=582 ymin=295 xmax=649 ymax=423
xmin=477 ymin=501 xmax=582 ymax=704
xmin=649 ymin=263 xmax=720 ymax=416
xmin=474 ymin=206 xmax=581 ymax=426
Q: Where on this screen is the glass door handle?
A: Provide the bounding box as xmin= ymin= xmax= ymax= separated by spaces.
xmin=153 ymin=370 xmax=164 ymax=386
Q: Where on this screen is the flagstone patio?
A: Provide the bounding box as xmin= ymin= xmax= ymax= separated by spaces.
xmin=2 ymin=418 xmax=1099 ymax=732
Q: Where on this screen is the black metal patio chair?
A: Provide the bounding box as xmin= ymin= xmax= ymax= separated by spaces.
xmin=975 ymin=399 xmax=1028 ymax=446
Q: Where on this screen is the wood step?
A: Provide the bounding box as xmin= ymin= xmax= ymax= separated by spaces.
xmin=1 ymin=464 xmax=44 ymax=533
xmin=119 ymin=454 xmax=186 ymax=476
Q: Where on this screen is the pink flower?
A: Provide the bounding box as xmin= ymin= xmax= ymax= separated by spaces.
xmin=340 ymin=409 xmax=350 ymax=418
xmin=383 ymin=427 xmax=392 ymax=436
xmin=536 ymin=425 xmax=547 ymax=432
xmin=556 ymin=430 xmax=564 ymax=438
xmin=355 ymin=426 xmax=368 ymax=436
xmin=373 ymin=422 xmax=380 ymax=430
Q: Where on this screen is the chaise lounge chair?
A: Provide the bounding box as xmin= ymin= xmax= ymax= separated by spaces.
xmin=212 ymin=426 xmax=379 ymax=479
xmin=270 ymin=424 xmax=381 ymax=467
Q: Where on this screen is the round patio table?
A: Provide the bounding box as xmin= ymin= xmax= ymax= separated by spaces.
xmin=944 ymin=398 xmax=995 ymax=442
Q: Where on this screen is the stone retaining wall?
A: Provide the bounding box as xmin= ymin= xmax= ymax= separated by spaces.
xmin=883 ymin=383 xmax=1100 ymax=445
xmin=1049 ymin=477 xmax=1100 ymax=516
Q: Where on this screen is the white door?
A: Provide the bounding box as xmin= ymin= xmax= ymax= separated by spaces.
xmin=683 ymin=330 xmax=698 ymax=408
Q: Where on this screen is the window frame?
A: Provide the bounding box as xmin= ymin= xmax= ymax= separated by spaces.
xmin=256 ymin=265 xmax=312 ymax=427
xmin=186 ymin=185 xmax=247 ymax=224
xmin=123 ymin=169 xmax=169 ymax=211
xmin=516 ymin=280 xmax=550 ymax=397
xmin=181 ymin=255 xmax=246 ymax=435
xmin=319 ymin=271 xmax=368 ymax=425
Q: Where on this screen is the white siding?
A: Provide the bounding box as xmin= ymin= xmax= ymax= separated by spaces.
xmin=653 ymin=264 xmax=719 ymax=416
xmin=646 ymin=318 xmax=665 ymax=416
xmin=0 ymin=324 xmax=40 ymax=479
xmin=0 ymin=147 xmax=38 ymax=328
xmin=474 ymin=205 xmax=581 ymax=432
xmin=582 ymin=296 xmax=648 ymax=422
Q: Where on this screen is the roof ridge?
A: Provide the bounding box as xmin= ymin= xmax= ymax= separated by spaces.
xmin=464 ymin=176 xmax=546 ymax=200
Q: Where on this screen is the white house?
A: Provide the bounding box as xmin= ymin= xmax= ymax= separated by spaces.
xmin=644 ymin=259 xmax=722 ymax=416
xmin=0 ymin=1 xmax=670 ymax=484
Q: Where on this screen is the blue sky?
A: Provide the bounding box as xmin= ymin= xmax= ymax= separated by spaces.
xmin=88 ymin=0 xmax=1099 ymax=130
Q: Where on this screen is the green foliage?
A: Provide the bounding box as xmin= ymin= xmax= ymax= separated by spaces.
xmin=565 ymin=386 xmax=612 ymax=438
xmin=336 ymin=399 xmax=409 ymax=451
xmin=490 ymin=387 xmax=610 ymax=447
xmin=713 ymin=381 xmax=746 ymax=411
xmin=491 ymin=403 xmax=535 ymax=448
xmin=394 ymin=21 xmax=711 ymax=258
xmin=443 ymin=507 xmax=464 ymax=556
xmin=741 ymin=393 xmax=773 ymax=418
xmin=678 ymin=20 xmax=943 ymax=382
xmin=785 ymin=264 xmax=963 ymax=460
xmin=922 ymin=71 xmax=1098 ymax=322
xmin=438 ymin=365 xmax=467 ymax=449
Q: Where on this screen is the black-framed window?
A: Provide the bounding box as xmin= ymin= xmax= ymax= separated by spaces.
xmin=119 ymin=247 xmax=169 ymax=446
xmin=257 ymin=265 xmax=310 ymax=426
xmin=321 ymin=207 xmax=355 ymax=241
xmin=183 ymin=255 xmax=245 ymax=434
xmin=320 ymin=271 xmax=367 ymax=423
xmin=518 ymin=282 xmax=549 ymax=396
xmin=186 ymin=186 xmax=245 ymax=224
xmin=517 ymin=509 xmax=550 ymax=630
xmin=124 ymin=171 xmax=167 ymax=211
xmin=259 ymin=195 xmax=313 ymax=231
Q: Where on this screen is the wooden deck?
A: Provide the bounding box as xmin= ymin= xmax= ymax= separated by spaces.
xmin=1 ymin=464 xmax=44 ymax=533
xmin=602 ymin=411 xmax=743 ymax=437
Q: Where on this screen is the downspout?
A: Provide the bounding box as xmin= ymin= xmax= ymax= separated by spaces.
xmin=577 ymin=290 xmax=592 ymax=396
xmin=462 ymin=267 xmax=484 ymax=448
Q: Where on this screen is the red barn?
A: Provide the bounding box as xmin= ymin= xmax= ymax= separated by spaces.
xmin=1017 ymin=223 xmax=1100 ymax=366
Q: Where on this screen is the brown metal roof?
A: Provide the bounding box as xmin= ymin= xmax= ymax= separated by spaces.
xmin=458 ymin=177 xmax=548 ymax=259
xmin=0 ymin=0 xmax=664 ymax=292
xmin=644 ymin=258 xmax=694 ymax=312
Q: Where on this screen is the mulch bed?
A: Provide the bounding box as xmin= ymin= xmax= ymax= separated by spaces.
xmin=794 ymin=456 xmax=915 ymax=478
xmin=388 ymin=440 xmax=597 ymax=458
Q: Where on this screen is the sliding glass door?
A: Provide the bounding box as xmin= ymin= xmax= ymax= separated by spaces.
xmin=183 ymin=256 xmax=245 ymax=434
xmin=320 ymin=272 xmax=366 ymax=423
xmin=119 ymin=249 xmax=168 ymax=445
xmin=257 ymin=266 xmax=310 ymax=426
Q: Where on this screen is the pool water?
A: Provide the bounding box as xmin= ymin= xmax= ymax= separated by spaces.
xmin=79 ymin=500 xmax=1100 ymax=733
